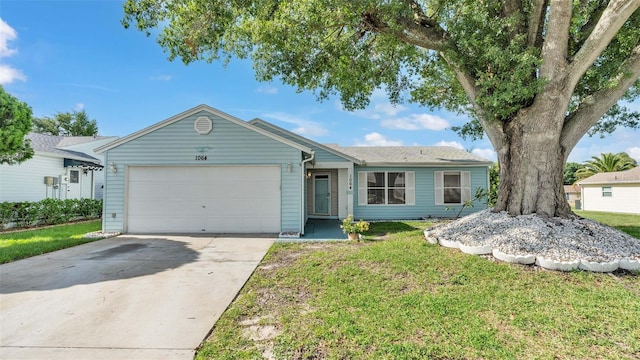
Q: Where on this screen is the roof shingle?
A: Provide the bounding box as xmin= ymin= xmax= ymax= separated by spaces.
xmin=324 ymin=145 xmax=492 ymax=165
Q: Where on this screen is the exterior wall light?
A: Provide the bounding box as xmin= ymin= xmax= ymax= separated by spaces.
xmin=109 ymin=162 xmax=117 ymax=173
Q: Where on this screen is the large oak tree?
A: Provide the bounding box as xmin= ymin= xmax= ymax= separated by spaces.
xmin=122 ymin=0 xmax=640 ymax=218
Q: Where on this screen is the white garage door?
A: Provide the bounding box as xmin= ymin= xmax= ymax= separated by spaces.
xmin=127 ymin=166 xmax=281 ymax=233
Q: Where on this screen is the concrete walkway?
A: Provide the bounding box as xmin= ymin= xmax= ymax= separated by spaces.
xmin=0 ymin=235 xmax=274 ymax=360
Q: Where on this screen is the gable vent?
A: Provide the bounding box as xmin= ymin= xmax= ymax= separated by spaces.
xmin=194 ymin=116 xmax=213 ymax=135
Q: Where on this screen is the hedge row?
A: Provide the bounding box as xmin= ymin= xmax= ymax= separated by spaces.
xmin=0 ymin=198 xmax=102 ymax=229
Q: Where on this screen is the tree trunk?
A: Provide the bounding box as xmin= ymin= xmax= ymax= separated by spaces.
xmin=492 ymin=97 xmax=574 ymax=219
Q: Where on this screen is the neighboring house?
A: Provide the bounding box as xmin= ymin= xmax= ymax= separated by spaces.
xmin=96 ymin=105 xmax=492 ymax=235
xmin=577 ymin=166 xmax=640 ymax=214
xmin=564 ymin=185 xmax=581 ymax=208
xmin=0 ymin=133 xmax=118 ymax=202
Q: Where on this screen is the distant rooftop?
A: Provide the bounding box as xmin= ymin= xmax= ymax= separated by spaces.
xmin=577 ymin=166 xmax=640 ymax=185
xmin=26 ymin=133 xmax=106 ymax=162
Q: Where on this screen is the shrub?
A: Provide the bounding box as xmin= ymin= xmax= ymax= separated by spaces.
xmin=0 ymin=202 xmax=16 ymax=228
xmin=0 ymin=198 xmax=103 ymax=229
xmin=40 ymin=198 xmax=67 ymax=225
xmin=14 ymin=202 xmax=39 ymax=228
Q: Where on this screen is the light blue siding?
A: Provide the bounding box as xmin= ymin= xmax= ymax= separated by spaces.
xmin=353 ymin=166 xmax=489 ymax=220
xmin=103 ymin=110 xmax=304 ymax=233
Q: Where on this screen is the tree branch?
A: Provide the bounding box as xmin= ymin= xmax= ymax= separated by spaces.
xmin=361 ymin=4 xmax=447 ymax=50
xmin=570 ymin=2 xmax=607 ymax=54
xmin=540 ymin=0 xmax=572 ymax=80
xmin=440 ymin=53 xmax=505 ymax=150
xmin=568 ymin=0 xmax=640 ymax=89
xmin=561 ymin=41 xmax=640 ymax=152
xmin=527 ymin=0 xmax=547 ymax=48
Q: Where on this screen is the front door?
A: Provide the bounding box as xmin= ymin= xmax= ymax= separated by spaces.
xmin=66 ymin=169 xmax=82 ymax=199
xmin=314 ymin=174 xmax=330 ymax=215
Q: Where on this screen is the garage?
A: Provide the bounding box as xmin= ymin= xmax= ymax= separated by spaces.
xmin=127 ymin=166 xmax=281 ymax=233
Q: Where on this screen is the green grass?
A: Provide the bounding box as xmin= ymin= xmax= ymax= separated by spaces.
xmin=575 ymin=210 xmax=640 ymax=239
xmin=197 ymin=221 xmax=640 ymax=359
xmin=0 ymin=220 xmax=102 ymax=264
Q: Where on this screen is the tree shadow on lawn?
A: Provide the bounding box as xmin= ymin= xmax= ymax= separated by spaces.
xmin=365 ymin=221 xmax=423 ymax=240
xmin=0 ymin=236 xmax=199 ymax=294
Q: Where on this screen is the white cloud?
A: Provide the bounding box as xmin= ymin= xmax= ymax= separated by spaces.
xmin=0 ymin=19 xmax=17 ymax=58
xmin=382 ymin=113 xmax=450 ymax=131
xmin=0 ymin=64 xmax=26 ymax=84
xmin=434 ymin=140 xmax=464 ymax=150
xmin=374 ymin=102 xmax=407 ymax=117
xmin=73 ymin=103 xmax=85 ymax=111
xmin=627 ymin=147 xmax=640 ymax=162
xmin=150 ymin=74 xmax=172 ymax=81
xmin=354 ymin=132 xmax=404 ymax=146
xmin=0 ymin=20 xmax=25 ymax=84
xmin=263 ymin=112 xmax=328 ymax=137
xmin=257 ymin=85 xmax=278 ymax=94
xmin=471 ymin=148 xmax=497 ymax=161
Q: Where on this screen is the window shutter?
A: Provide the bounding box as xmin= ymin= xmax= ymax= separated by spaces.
xmin=434 ymin=171 xmax=444 ymax=205
xmin=406 ymin=171 xmax=415 ymax=205
xmin=461 ymin=171 xmax=471 ymax=202
xmin=358 ymin=172 xmax=367 ymax=206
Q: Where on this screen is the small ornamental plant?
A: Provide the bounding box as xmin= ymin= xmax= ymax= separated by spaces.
xmin=340 ymin=215 xmax=370 ymax=240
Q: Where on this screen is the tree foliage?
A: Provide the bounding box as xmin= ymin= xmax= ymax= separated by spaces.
xmin=33 ymin=110 xmax=99 ymax=136
xmin=575 ymin=152 xmax=638 ymax=180
xmin=563 ymin=162 xmax=584 ymax=185
xmin=122 ymin=0 xmax=639 ymax=135
xmin=121 ymin=0 xmax=640 ymax=217
xmin=0 ymin=86 xmax=34 ymax=165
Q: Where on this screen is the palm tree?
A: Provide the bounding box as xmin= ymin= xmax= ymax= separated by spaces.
xmin=575 ymin=152 xmax=638 ymax=181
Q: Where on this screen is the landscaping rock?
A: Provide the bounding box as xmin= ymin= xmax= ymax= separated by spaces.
xmin=426 ymin=209 xmax=640 ymax=272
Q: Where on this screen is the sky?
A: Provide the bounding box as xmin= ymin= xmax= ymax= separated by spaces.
xmin=1 ymin=0 xmax=639 ymax=163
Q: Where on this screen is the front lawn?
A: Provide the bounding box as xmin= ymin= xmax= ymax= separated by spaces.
xmin=197 ymin=221 xmax=640 ymax=359
xmin=0 ymin=220 xmax=102 ymax=264
xmin=575 ymin=210 xmax=640 ymax=239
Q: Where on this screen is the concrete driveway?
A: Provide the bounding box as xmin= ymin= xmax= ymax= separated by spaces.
xmin=0 ymin=234 xmax=274 ymax=360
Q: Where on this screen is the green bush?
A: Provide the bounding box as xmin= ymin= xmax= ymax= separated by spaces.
xmin=0 ymin=198 xmax=102 ymax=229
xmin=14 ymin=202 xmax=40 ymax=228
xmin=0 ymin=202 xmax=15 ymax=228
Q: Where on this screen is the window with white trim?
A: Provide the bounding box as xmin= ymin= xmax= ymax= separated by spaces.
xmin=358 ymin=171 xmax=415 ymax=205
xmin=602 ymin=186 xmax=612 ymax=197
xmin=434 ymin=171 xmax=471 ymax=205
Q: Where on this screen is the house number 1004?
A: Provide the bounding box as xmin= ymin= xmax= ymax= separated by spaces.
xmin=195 ymin=155 xmax=207 ymax=161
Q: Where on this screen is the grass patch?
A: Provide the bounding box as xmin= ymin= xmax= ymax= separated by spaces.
xmin=197 ymin=221 xmax=640 ymax=359
xmin=575 ymin=210 xmax=640 ymax=239
xmin=0 ymin=220 xmax=102 ymax=263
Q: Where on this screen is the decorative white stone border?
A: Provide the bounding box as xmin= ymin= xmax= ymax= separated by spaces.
xmin=535 ymin=256 xmax=580 ymax=271
xmin=424 ymin=229 xmax=638 ymax=273
xmin=492 ymin=249 xmax=536 ymax=265
xmin=619 ymin=258 xmax=640 ymax=271
xmin=459 ymin=243 xmax=493 ymax=255
xmin=579 ymin=260 xmax=619 ymax=273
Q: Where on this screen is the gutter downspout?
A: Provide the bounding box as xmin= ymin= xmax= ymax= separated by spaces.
xmin=300 ymin=151 xmax=315 ymax=235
